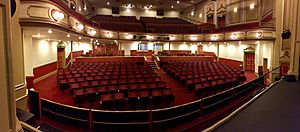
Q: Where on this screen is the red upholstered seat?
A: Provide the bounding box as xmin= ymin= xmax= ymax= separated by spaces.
xmin=128 ymin=91 xmax=139 ymax=108
xmin=86 ymin=87 xmax=97 ymax=103
xmin=100 ymin=93 xmax=113 ymax=109
xmin=138 ymin=83 xmax=148 ymax=91
xmin=118 ymin=84 xmax=129 ymax=92
xmin=129 ymin=84 xmax=138 ymax=91
xmin=80 ymin=81 xmax=90 ymax=88
xmin=107 ymin=85 xmax=118 ymax=93
xmin=73 ymin=89 xmax=85 ymax=105
xmin=162 ymin=88 xmax=175 ymax=104
xmin=96 ymin=86 xmax=107 ymax=95
xmin=113 ymin=93 xmax=125 ymax=109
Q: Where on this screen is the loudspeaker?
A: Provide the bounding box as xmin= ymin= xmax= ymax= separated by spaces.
xmin=157 ymin=9 xmax=164 ymax=16
xmin=284 ymin=75 xmax=296 ymax=82
xmin=112 ymin=7 xmax=119 ymax=14
xmin=29 ymin=89 xmax=40 ymax=119
xmin=281 ymin=29 xmax=291 ymax=39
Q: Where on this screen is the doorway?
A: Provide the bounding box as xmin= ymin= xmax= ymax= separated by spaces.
xmin=244 ymin=47 xmax=255 ymax=72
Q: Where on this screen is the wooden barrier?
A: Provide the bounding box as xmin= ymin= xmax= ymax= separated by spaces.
xmin=159 ymin=56 xmax=215 ymax=62
xmin=75 ymin=56 xmax=145 ymax=62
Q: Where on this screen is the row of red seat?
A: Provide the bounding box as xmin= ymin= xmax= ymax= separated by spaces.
xmin=90 ymin=15 xmax=139 ymax=23
xmin=57 ymin=61 xmax=176 ymax=108
xmin=162 ymin=60 xmax=245 ymax=97
xmin=140 ymin=17 xmax=191 ymax=24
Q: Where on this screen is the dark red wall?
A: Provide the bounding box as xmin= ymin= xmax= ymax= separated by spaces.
xmin=33 ymin=61 xmax=57 ymax=80
xmin=219 ymin=58 xmax=243 ymax=68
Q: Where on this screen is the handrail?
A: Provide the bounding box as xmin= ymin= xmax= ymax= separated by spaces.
xmin=41 ymin=98 xmax=89 ymax=111
xmin=20 ymin=121 xmax=42 ymax=132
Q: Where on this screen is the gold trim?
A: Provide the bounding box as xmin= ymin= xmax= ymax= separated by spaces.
xmin=20 ymin=121 xmax=42 ymax=132
xmin=153 ymin=99 xmax=201 ymax=111
xmin=42 ymin=108 xmax=88 ymax=122
xmin=93 ymin=121 xmax=149 ymax=125
xmin=41 ymin=98 xmax=90 ymax=111
xmin=27 ymin=5 xmax=50 ymax=19
xmin=153 ymin=109 xmax=200 ymax=123
xmin=16 ymin=95 xmax=28 ymax=102
xmin=91 ymin=109 xmax=150 ymax=113
xmin=15 ymin=83 xmax=26 ymax=91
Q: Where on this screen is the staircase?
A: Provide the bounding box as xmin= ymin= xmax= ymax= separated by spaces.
xmin=147 ymin=61 xmax=158 ymax=70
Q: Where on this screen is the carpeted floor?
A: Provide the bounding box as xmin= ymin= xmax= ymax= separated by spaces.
xmin=215 ymin=80 xmax=300 ymax=132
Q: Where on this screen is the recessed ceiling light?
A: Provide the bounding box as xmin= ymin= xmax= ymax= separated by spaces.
xmin=171 ymin=5 xmax=174 ymax=8
xmin=79 ymin=37 xmax=82 ymax=39
xmin=48 ymin=29 xmax=52 ymax=34
xmin=67 ymin=34 xmax=70 ymax=37
xmin=107 ymin=2 xmax=110 ymax=5
xmin=177 ymin=1 xmax=180 ymax=4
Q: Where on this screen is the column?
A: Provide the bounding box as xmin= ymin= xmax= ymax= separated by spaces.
xmin=23 ymin=35 xmax=34 ymax=88
xmin=213 ymin=1 xmax=218 ymax=28
xmin=204 ymin=5 xmax=207 ymax=23
xmin=57 ymin=41 xmax=66 ymax=69
xmin=271 ymin=0 xmax=284 ymax=82
xmin=288 ymin=0 xmax=300 ymax=79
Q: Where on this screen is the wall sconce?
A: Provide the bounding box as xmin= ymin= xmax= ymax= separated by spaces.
xmin=88 ymin=29 xmax=96 ymax=36
xmin=146 ymin=35 xmax=153 ymax=40
xmin=126 ymin=34 xmax=133 ymax=39
xmin=190 ymin=35 xmax=197 ymax=41
xmin=210 ymin=34 xmax=217 ymax=41
xmin=256 ymin=31 xmax=263 ymax=38
xmin=76 ymin=22 xmax=84 ymax=31
xmin=106 ymin=32 xmax=113 ymax=38
xmin=51 ymin=9 xmax=64 ymax=21
xmin=230 ymin=32 xmax=238 ymax=40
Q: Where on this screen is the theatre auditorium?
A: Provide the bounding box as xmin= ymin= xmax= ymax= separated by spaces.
xmin=1 ymin=0 xmax=300 ymax=131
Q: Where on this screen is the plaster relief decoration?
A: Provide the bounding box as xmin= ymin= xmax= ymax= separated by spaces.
xmin=279 ymin=50 xmax=290 ymax=63
xmin=217 ymin=2 xmax=226 ymax=27
xmin=206 ymin=2 xmax=214 ymax=24
xmin=28 ymin=6 xmax=49 ymax=19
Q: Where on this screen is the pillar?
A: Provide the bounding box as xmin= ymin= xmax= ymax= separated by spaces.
xmin=213 ymin=1 xmax=218 ymax=28
xmin=57 ymin=41 xmax=66 ymax=69
xmin=287 ymin=0 xmax=300 ymax=79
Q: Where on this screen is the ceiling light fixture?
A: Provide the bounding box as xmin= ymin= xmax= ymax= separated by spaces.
xmin=67 ymin=34 xmax=70 ymax=37
xmin=107 ymin=2 xmax=110 ymax=5
xmin=171 ymin=6 xmax=174 ymax=8
xmin=79 ymin=36 xmax=82 ymax=39
xmin=177 ymin=1 xmax=180 ymax=4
